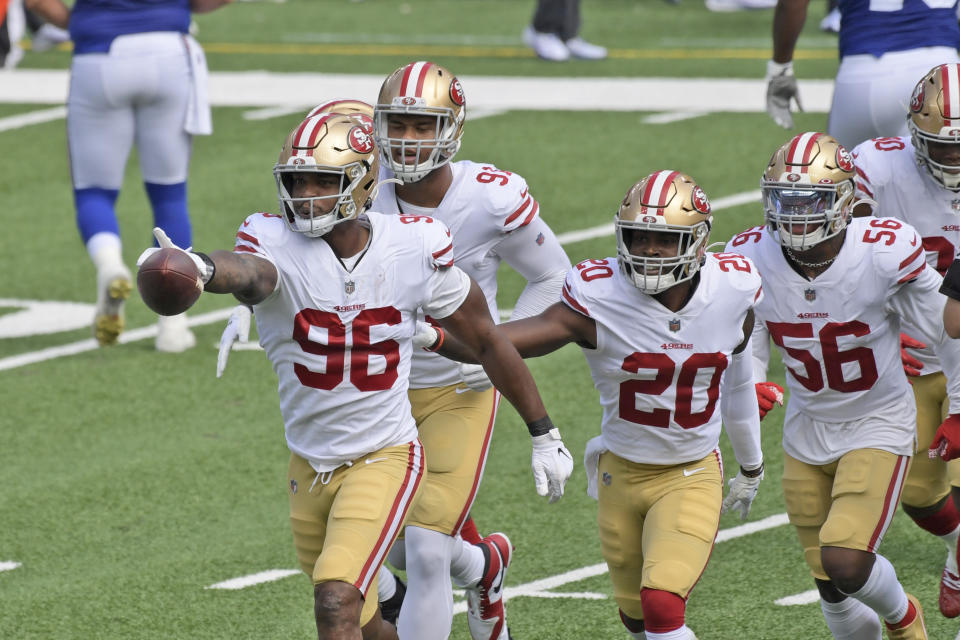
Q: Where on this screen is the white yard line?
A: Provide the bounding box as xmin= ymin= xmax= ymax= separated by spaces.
xmin=204 ymin=507 xmax=790 ymax=613
xmin=0 ymin=561 xmax=22 ymax=572
xmin=775 ymin=590 xmax=820 ymax=606
xmin=206 ymin=569 xmax=301 ymax=590
xmin=0 ymin=106 xmax=66 ymax=132
xmin=643 ymin=111 xmax=710 ymax=125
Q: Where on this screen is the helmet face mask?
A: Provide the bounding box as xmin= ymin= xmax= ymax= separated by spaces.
xmin=761 ymin=132 xmax=855 ymax=251
xmin=615 ymin=171 xmax=713 ymax=294
xmin=274 ymin=114 xmax=379 ymax=238
xmin=374 ymin=61 xmax=465 ymax=183
xmin=909 ymin=64 xmax=960 ymax=191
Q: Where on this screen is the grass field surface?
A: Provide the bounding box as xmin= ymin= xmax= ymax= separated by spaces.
xmin=4 ymin=1 xmax=958 ymax=638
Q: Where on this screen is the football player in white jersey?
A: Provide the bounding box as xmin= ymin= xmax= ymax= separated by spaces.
xmin=433 ymin=170 xmax=769 ymax=640
xmin=137 ymin=114 xmax=574 ymax=640
xmin=370 ymin=61 xmax=572 ymax=640
xmin=850 ymin=62 xmax=960 ymax=619
xmin=728 ymin=131 xmax=960 ymax=640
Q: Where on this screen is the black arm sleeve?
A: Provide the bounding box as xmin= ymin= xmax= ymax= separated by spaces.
xmin=941 ymin=260 xmax=960 ymax=301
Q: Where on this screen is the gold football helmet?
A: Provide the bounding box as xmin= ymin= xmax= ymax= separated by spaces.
xmin=761 ymin=132 xmax=855 ymax=250
xmin=909 ymin=63 xmax=960 ymax=191
xmin=374 ymin=61 xmax=466 ymax=183
xmin=274 ymin=113 xmax=379 ymax=237
xmin=305 ymin=98 xmax=374 ymax=128
xmin=616 ymin=170 xmax=713 ymax=294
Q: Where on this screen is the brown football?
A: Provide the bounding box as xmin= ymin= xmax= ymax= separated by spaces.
xmin=137 ymin=248 xmax=203 ymax=316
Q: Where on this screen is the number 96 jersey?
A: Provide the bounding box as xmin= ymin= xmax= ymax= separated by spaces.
xmin=728 ymin=217 xmax=938 ymax=462
xmin=233 ymin=210 xmax=470 ymax=473
xmin=561 ymin=254 xmax=762 ymax=466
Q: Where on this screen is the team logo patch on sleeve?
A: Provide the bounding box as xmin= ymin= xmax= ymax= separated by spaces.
xmin=347 ymin=126 xmax=374 ymax=154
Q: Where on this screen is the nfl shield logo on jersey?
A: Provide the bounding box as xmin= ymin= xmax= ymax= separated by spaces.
xmin=669 ymin=318 xmax=681 ymax=332
xmin=952 ymin=199 xmax=960 ymax=212
xmin=345 ymin=279 xmax=355 ymax=294
xmin=290 ymin=479 xmax=298 ymax=494
xmin=804 ymin=288 xmax=816 ymax=301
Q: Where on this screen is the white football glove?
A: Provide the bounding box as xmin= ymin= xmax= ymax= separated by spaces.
xmin=216 ymin=304 xmax=253 ymax=378
xmin=721 ymin=466 xmax=764 ymax=521
xmin=458 ymin=362 xmax=493 ymax=392
xmin=531 ymin=428 xmax=574 ymax=503
xmin=412 ymin=321 xmax=440 ymax=350
xmin=136 ymin=227 xmax=214 ymax=284
xmin=765 ymin=61 xmax=803 ymax=129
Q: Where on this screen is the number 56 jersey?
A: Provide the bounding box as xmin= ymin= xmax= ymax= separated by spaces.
xmin=561 ymin=254 xmax=762 ymax=466
xmin=729 ymin=217 xmax=960 ymax=462
xmin=234 ymin=210 xmax=470 ymax=473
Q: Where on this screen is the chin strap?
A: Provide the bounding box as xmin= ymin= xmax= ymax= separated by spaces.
xmin=370 ymin=177 xmax=403 ymax=204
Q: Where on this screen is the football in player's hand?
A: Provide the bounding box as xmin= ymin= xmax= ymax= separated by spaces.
xmin=137 ymin=248 xmax=203 ymax=316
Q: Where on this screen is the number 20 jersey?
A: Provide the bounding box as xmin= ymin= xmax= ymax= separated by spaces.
xmin=234 ymin=210 xmax=470 ymax=472
xmin=561 ymin=254 xmax=762 ymax=466
xmin=730 ymin=217 xmax=930 ymax=427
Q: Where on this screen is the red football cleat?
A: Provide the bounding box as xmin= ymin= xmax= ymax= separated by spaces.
xmin=940 ymin=567 xmax=960 ymax=618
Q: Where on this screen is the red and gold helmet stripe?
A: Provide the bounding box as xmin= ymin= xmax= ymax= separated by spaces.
xmin=639 ymin=170 xmax=681 ymax=217
xmin=785 ymin=131 xmax=823 ymax=173
xmin=399 ymin=61 xmax=434 ymax=98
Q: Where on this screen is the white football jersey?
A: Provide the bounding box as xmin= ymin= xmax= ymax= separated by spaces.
xmin=234 ymin=211 xmax=470 ymax=472
xmin=374 ymin=160 xmax=547 ymax=388
xmin=853 ymin=135 xmax=960 ymax=374
xmin=561 ymin=254 xmax=762 ymax=466
xmin=728 ymin=216 xmax=958 ymax=463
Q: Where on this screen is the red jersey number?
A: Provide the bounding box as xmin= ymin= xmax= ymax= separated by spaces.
xmin=619 ymin=352 xmax=728 ymax=429
xmin=576 ymin=259 xmax=614 ymax=281
xmin=476 ymin=167 xmax=512 ymax=186
xmin=293 ymin=307 xmax=402 ymax=391
xmin=766 ymin=320 xmax=878 ymax=392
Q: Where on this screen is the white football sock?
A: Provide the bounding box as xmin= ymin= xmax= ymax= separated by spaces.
xmin=377 ymin=565 xmax=396 ymax=602
xmin=88 ymin=232 xmax=124 ymax=273
xmin=820 ymin=596 xmax=882 ymax=639
xmin=396 ymin=526 xmax=455 ymax=640
xmin=845 ymin=554 xmax=909 ymax=624
xmin=449 ymin=534 xmax=484 ymax=588
xmin=645 ymin=625 xmax=696 ymax=640
xmin=942 ymin=524 xmax=960 ymax=574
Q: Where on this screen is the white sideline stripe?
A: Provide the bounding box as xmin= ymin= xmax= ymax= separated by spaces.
xmin=0 ymin=106 xmax=66 ymax=131
xmin=206 ymin=569 xmax=300 ymax=590
xmin=0 ymin=70 xmax=836 ymax=112
xmin=555 ymin=189 xmax=762 ymax=245
xmin=0 ymin=308 xmax=235 ymax=372
xmin=0 ymin=561 xmax=22 ymax=572
xmin=775 ymin=589 xmax=820 ymax=606
xmin=207 ymin=510 xmax=789 ymax=608
xmin=643 ymin=111 xmax=709 ymax=124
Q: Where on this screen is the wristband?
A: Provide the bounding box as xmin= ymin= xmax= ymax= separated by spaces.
xmin=766 ymin=60 xmax=793 ymax=77
xmin=527 ymin=416 xmax=555 ymax=437
xmin=741 ymin=462 xmax=764 ymax=478
xmin=195 ymin=252 xmax=217 ymax=286
xmin=424 ymin=326 xmax=445 ymax=352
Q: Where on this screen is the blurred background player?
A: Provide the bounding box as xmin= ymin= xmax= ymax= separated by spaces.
xmin=522 ymin=0 xmax=607 ymax=62
xmin=431 ymin=170 xmax=769 ymax=640
xmin=764 ymin=0 xmax=960 ymax=150
xmin=850 ymin=62 xmax=960 ymax=619
xmin=138 ymin=113 xmax=574 ymax=640
xmin=371 ymin=61 xmax=572 ymax=640
xmin=729 ymin=131 xmax=960 ymax=639
xmin=25 ymin=0 xmax=232 ymax=351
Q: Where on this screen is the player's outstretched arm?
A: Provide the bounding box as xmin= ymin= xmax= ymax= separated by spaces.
xmin=24 ymin=0 xmax=70 ymax=28
xmin=203 ymin=249 xmax=278 ymax=306
xmin=436 ymin=280 xmax=575 ymax=502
